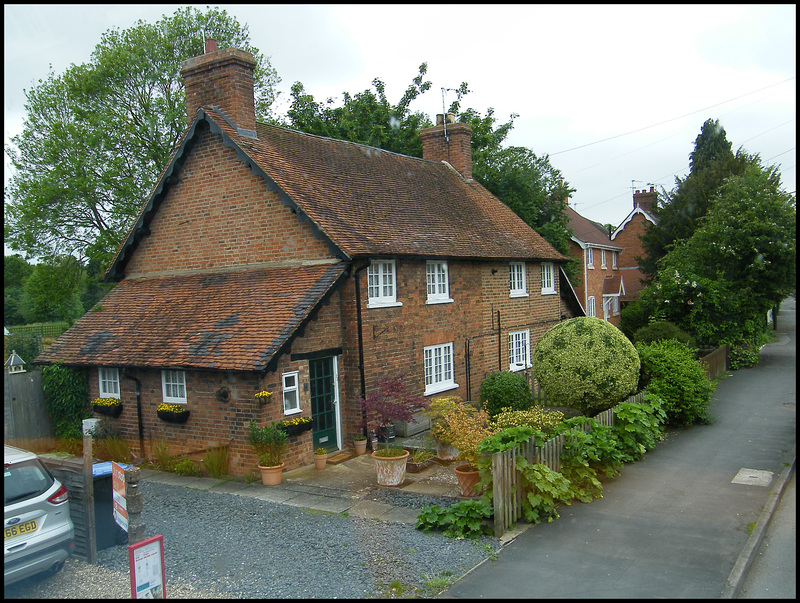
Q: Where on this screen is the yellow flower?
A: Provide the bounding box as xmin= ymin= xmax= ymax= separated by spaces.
xmin=157 ymin=403 xmax=188 ymax=413
xmin=92 ymin=397 xmax=121 ymax=407
xmin=255 ymin=390 xmax=274 ymax=399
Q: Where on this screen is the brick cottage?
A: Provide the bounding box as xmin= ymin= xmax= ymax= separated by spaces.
xmin=36 ymin=40 xmax=582 ymax=476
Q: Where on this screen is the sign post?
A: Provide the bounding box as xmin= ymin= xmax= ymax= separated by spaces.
xmin=129 ymin=534 xmax=166 ymax=599
xmin=111 ymin=461 xmax=128 ymax=532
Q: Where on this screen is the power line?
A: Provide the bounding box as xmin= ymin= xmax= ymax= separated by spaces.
xmin=550 ymin=76 xmax=796 ymax=156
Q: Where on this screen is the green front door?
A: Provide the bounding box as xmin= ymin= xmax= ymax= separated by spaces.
xmin=310 ymin=357 xmax=338 ymax=451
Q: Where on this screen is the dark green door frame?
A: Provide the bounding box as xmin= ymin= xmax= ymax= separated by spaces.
xmin=309 ymin=356 xmax=339 ymax=451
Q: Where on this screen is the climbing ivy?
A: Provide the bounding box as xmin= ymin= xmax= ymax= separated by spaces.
xmin=41 ymin=362 xmax=91 ymax=439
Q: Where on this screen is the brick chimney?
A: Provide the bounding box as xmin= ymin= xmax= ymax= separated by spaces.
xmin=181 ymin=39 xmax=257 ymax=135
xmin=420 ymin=113 xmax=473 ymax=180
xmin=633 ymin=186 xmax=656 ymax=215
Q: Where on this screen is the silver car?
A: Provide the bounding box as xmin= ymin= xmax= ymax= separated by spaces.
xmin=4 ymin=445 xmax=75 ymax=585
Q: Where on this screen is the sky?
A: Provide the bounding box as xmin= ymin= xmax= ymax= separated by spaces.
xmin=4 ymin=4 xmax=796 ymax=245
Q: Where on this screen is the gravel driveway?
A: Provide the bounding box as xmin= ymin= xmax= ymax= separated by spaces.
xmin=5 ymin=479 xmax=499 ymax=598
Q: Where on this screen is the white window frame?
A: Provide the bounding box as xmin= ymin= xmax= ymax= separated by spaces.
xmin=161 ymin=370 xmax=187 ymax=404
xmin=541 ymin=262 xmax=555 ymax=294
xmin=367 ymin=260 xmax=402 ymax=308
xmin=426 ymin=260 xmax=453 ymax=304
xmin=509 ymin=262 xmax=528 ymax=297
xmin=424 ymin=342 xmax=457 ymax=395
xmin=99 ymin=367 xmax=120 ymax=399
xmin=587 ymin=247 xmax=594 ymax=269
xmin=601 ymin=249 xmax=607 ymax=268
xmin=612 ymin=251 xmax=618 ymax=269
xmin=587 ymin=296 xmax=596 ymax=317
xmin=508 ymin=329 xmax=531 ymax=372
xmin=282 ymin=370 xmax=301 ymax=415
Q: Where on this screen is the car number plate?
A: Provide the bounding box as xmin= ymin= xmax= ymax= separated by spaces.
xmin=4 ymin=519 xmax=38 ymax=540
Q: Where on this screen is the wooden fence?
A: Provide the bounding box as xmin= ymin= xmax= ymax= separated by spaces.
xmin=698 ymin=344 xmax=729 ymax=380
xmin=4 ymin=369 xmax=54 ymax=447
xmin=490 ymin=391 xmax=644 ymax=537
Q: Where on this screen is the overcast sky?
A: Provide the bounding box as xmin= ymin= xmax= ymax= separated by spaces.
xmin=4 ymin=4 xmax=796 ymax=238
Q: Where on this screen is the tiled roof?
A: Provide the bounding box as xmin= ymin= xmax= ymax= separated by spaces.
xmin=565 ymin=206 xmax=623 ymax=249
xmin=107 ymin=108 xmax=565 ymax=281
xmin=602 ymin=274 xmax=625 ymax=296
xmin=36 ymin=264 xmax=347 ymax=372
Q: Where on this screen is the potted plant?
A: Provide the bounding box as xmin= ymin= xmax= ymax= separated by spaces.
xmin=92 ymin=397 xmax=123 ymax=418
xmin=433 ymin=400 xmax=498 ymax=497
xmin=157 ymin=403 xmax=190 ymax=424
xmin=406 ymin=447 xmax=436 ymax=473
xmin=353 ymin=434 xmax=368 ymax=456
xmin=255 ymin=390 xmax=274 ymax=406
xmin=359 ymin=374 xmax=428 ymax=486
xmin=424 ymin=396 xmax=463 ymax=461
xmin=314 ymin=447 xmax=328 ymax=470
xmin=277 ymin=416 xmax=313 ymax=437
xmin=247 ymin=421 xmax=288 ymax=485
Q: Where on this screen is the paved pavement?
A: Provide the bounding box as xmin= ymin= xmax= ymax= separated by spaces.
xmin=443 ymin=296 xmax=796 ymax=599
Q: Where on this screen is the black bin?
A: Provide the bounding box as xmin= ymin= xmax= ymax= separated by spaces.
xmin=92 ymin=462 xmax=129 ymax=550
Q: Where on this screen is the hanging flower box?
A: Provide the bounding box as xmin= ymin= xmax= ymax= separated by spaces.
xmin=92 ymin=398 xmax=123 ymax=418
xmin=255 ymin=390 xmax=274 ymax=406
xmin=277 ymin=416 xmax=312 ymax=437
xmin=157 ymin=403 xmax=190 ymax=424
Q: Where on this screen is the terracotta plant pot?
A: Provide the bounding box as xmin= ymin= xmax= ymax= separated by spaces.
xmin=353 ymin=438 xmax=367 ymax=456
xmin=314 ymin=453 xmax=327 ymax=470
xmin=372 ymin=449 xmax=409 ymax=487
xmin=454 ymin=464 xmax=481 ymax=497
xmin=258 ymin=462 xmax=285 ymax=486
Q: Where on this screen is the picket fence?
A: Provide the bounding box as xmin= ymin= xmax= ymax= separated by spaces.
xmin=490 ymin=391 xmax=645 ymax=537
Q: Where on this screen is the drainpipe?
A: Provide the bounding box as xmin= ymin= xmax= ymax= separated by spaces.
xmin=121 ymin=368 xmax=145 ymax=460
xmin=353 ymin=262 xmax=370 ymax=436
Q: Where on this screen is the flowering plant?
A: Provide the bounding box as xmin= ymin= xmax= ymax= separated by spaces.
xmin=255 ymin=390 xmax=273 ymax=400
xmin=278 ymin=416 xmax=311 ymax=428
xmin=157 ymin=403 xmax=189 ymax=414
xmin=92 ymin=397 xmax=121 ymax=408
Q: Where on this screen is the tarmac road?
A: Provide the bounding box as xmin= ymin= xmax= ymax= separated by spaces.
xmin=444 ymin=297 xmax=796 ymax=599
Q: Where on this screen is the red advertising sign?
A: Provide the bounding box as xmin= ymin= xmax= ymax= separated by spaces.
xmin=111 ymin=461 xmax=128 ymax=532
xmin=129 ymin=534 xmax=166 ymax=599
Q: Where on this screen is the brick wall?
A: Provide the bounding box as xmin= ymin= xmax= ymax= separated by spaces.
xmin=613 ymin=212 xmax=652 ymax=301
xmin=568 ymin=242 xmax=622 ymax=325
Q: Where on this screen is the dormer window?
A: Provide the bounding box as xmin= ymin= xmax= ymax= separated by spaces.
xmin=426 ymin=261 xmax=453 ymax=304
xmin=367 ymin=260 xmax=401 ymax=307
xmin=509 ymin=262 xmax=528 ymax=297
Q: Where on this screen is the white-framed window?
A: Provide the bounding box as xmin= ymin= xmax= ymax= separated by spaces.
xmin=99 ymin=367 xmax=120 ymax=399
xmin=367 ymin=260 xmax=401 ymax=307
xmin=282 ymin=371 xmax=300 ymax=414
xmin=426 ymin=260 xmax=452 ymax=303
xmin=424 ymin=342 xmax=457 ymax=395
xmin=612 ymin=251 xmax=618 ymax=269
xmin=508 ymin=329 xmax=531 ymax=371
xmin=509 ymin=262 xmax=528 ymax=297
xmin=541 ymin=262 xmax=555 ymax=294
xmin=601 ymin=249 xmax=607 ymax=268
xmin=587 ymin=247 xmax=594 ymax=268
xmin=587 ymin=296 xmax=596 ymax=317
xmin=161 ymin=370 xmax=186 ymax=404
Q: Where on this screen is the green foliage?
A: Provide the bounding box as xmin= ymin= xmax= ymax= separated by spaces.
xmin=613 ymin=393 xmax=667 ymax=461
xmin=3 ymin=331 xmax=42 ymax=365
xmin=247 ymin=421 xmax=289 ymax=467
xmin=21 ymin=256 xmax=85 ymax=324
xmin=5 ymin=7 xmax=279 ymax=266
xmin=515 ymin=458 xmax=572 ymax=523
xmin=555 ymin=417 xmax=626 ymax=481
xmin=636 ymin=340 xmax=714 ymax=426
xmin=490 ymin=406 xmax=564 ymax=437
xmin=633 ymin=321 xmax=695 ymax=348
xmin=202 ymin=446 xmax=229 ymax=478
xmin=415 ymin=500 xmax=493 ymax=539
xmin=41 ymin=363 xmax=90 ymax=439
xmin=479 ymin=371 xmax=532 ymax=417
xmin=532 ymin=317 xmax=640 ymax=414
xmin=173 ymin=458 xmax=203 ymax=477
xmin=151 ymin=439 xmax=175 ymax=471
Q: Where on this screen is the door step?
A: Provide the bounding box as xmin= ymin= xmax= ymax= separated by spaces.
xmin=326 ymin=452 xmax=353 ymax=465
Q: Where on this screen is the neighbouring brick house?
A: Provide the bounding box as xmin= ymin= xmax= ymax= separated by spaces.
xmin=564 ymin=205 xmax=625 ymax=326
xmin=36 ymin=41 xmax=580 ymax=476
xmin=611 ymin=186 xmax=658 ymax=305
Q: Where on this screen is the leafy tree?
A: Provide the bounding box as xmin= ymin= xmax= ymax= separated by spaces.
xmin=5 ymin=7 xmax=280 ymax=268
xmin=639 ymin=119 xmax=753 ymax=279
xmin=21 ymin=256 xmax=86 ymax=324
xmin=4 ymin=255 xmax=34 ymax=325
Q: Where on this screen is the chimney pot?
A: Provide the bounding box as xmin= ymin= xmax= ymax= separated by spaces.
xmin=446 ymin=112 xmax=456 ymax=124
xmin=436 ymin=114 xmax=444 ymax=126
xmin=205 ymin=38 xmax=217 ymax=54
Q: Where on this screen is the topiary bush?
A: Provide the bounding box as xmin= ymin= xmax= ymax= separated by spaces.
xmin=478 ymin=371 xmax=532 ymax=417
xmin=633 ymin=320 xmax=696 ymax=348
xmin=636 ymin=339 xmax=714 ymax=426
xmin=532 ymin=317 xmax=640 ymax=415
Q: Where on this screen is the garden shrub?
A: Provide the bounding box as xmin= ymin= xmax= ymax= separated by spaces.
xmin=636 ymin=339 xmax=714 ymax=426
xmin=479 ymin=371 xmax=532 ymax=417
xmin=41 ymin=362 xmax=91 ymax=439
xmin=416 ymin=500 xmax=494 ymax=539
xmin=532 ymin=317 xmax=640 ymax=415
xmin=613 ymin=392 xmax=667 ymax=461
xmin=491 ymin=406 xmax=564 ymax=437
xmin=633 ymin=320 xmax=695 ymax=348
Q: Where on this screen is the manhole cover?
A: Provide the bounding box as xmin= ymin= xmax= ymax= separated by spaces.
xmin=731 ymin=468 xmax=774 ymax=487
